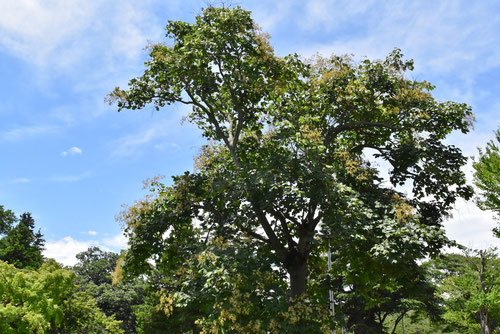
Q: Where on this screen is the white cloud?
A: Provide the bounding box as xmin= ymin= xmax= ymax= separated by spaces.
xmin=61 ymin=146 xmax=83 ymax=157
xmin=43 ymin=236 xmax=96 ymax=266
xmin=251 ymin=1 xmax=296 ymax=32
xmin=108 ymin=2 xmax=157 ymax=61
xmin=87 ymin=230 xmax=97 ymax=236
xmin=445 ymin=199 xmax=499 ymax=250
xmin=44 ymin=232 xmax=129 ymax=266
xmin=102 ymin=233 xmax=129 ymax=249
xmin=0 ymin=0 xmax=95 ymax=67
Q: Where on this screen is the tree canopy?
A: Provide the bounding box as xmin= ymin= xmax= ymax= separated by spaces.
xmin=109 ymin=6 xmax=474 ymax=332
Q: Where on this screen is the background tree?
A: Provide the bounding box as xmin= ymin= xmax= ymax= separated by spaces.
xmin=0 ymin=205 xmax=16 ymax=235
xmin=111 ymin=6 xmax=474 ymax=332
xmin=72 ymin=247 xmax=146 ymax=333
xmin=73 ymin=246 xmax=119 ymax=285
xmin=473 ymin=129 xmax=500 ymax=237
xmin=0 ymin=259 xmax=123 ymax=334
xmin=425 ymin=250 xmax=499 ymax=334
xmin=0 ymin=210 xmax=44 ymax=269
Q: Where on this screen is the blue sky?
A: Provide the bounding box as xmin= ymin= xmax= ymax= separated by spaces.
xmin=0 ymin=0 xmax=498 ymax=265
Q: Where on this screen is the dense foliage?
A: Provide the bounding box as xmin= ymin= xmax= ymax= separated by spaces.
xmin=473 ymin=129 xmax=500 ymax=237
xmin=72 ymin=247 xmax=146 ymax=333
xmin=0 ymin=207 xmax=498 ymax=333
xmin=0 ymin=259 xmax=123 ymax=334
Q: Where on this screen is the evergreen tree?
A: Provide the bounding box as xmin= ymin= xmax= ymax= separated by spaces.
xmin=0 ymin=211 xmax=45 ymax=269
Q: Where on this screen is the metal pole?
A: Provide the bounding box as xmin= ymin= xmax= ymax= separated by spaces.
xmin=328 ymin=241 xmax=335 ymax=333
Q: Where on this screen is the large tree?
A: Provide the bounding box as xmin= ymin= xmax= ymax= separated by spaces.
xmin=110 ymin=5 xmax=473 ymax=326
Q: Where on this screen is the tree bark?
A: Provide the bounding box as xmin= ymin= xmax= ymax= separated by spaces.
xmin=50 ymin=320 xmax=59 ymax=334
xmin=285 ymin=250 xmax=308 ymax=299
xmin=479 ymin=251 xmax=491 ymax=334
xmin=479 ymin=307 xmax=490 ymax=334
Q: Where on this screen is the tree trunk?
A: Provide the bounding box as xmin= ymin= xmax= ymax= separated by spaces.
xmin=479 ymin=307 xmax=490 ymax=334
xmin=50 ymin=320 xmax=59 ymax=334
xmin=478 ymin=251 xmax=491 ymax=334
xmin=286 ymin=251 xmax=308 ymax=299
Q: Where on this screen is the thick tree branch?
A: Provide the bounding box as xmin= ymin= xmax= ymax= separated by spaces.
xmin=214 ymin=56 xmax=245 ymax=151
xmin=306 ymin=198 xmax=319 ymax=226
xmin=241 ymin=226 xmax=269 ymax=243
xmin=297 ymin=223 xmax=317 ymax=255
xmin=269 ymin=207 xmax=297 ymax=249
xmin=391 ymin=312 xmax=406 ymax=334
xmin=326 ymin=122 xmax=395 ymax=142
xmin=183 ymin=85 xmax=232 ymax=150
xmin=252 ymin=204 xmax=286 ymax=258
xmin=275 ymin=209 xmax=301 ymax=227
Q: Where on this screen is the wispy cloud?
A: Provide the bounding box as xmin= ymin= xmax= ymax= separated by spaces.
xmin=296 ymin=1 xmax=500 ymax=80
xmin=0 ymin=0 xmax=163 ymax=72
xmin=11 ymin=177 xmax=31 ymax=184
xmin=111 ymin=125 xmax=163 ymax=157
xmin=251 ymin=1 xmax=296 ymax=32
xmin=154 ymin=142 xmax=180 ymax=151
xmin=0 ymin=124 xmax=58 ymax=141
xmin=49 ymin=171 xmax=91 ymax=183
xmin=61 ymin=146 xmax=83 ymax=157
xmin=300 ymin=0 xmax=377 ymax=32
xmin=86 ymin=230 xmax=97 ymax=236
xmin=110 ymin=116 xmax=189 ymax=158
xmin=0 ymin=1 xmax=94 ymax=68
